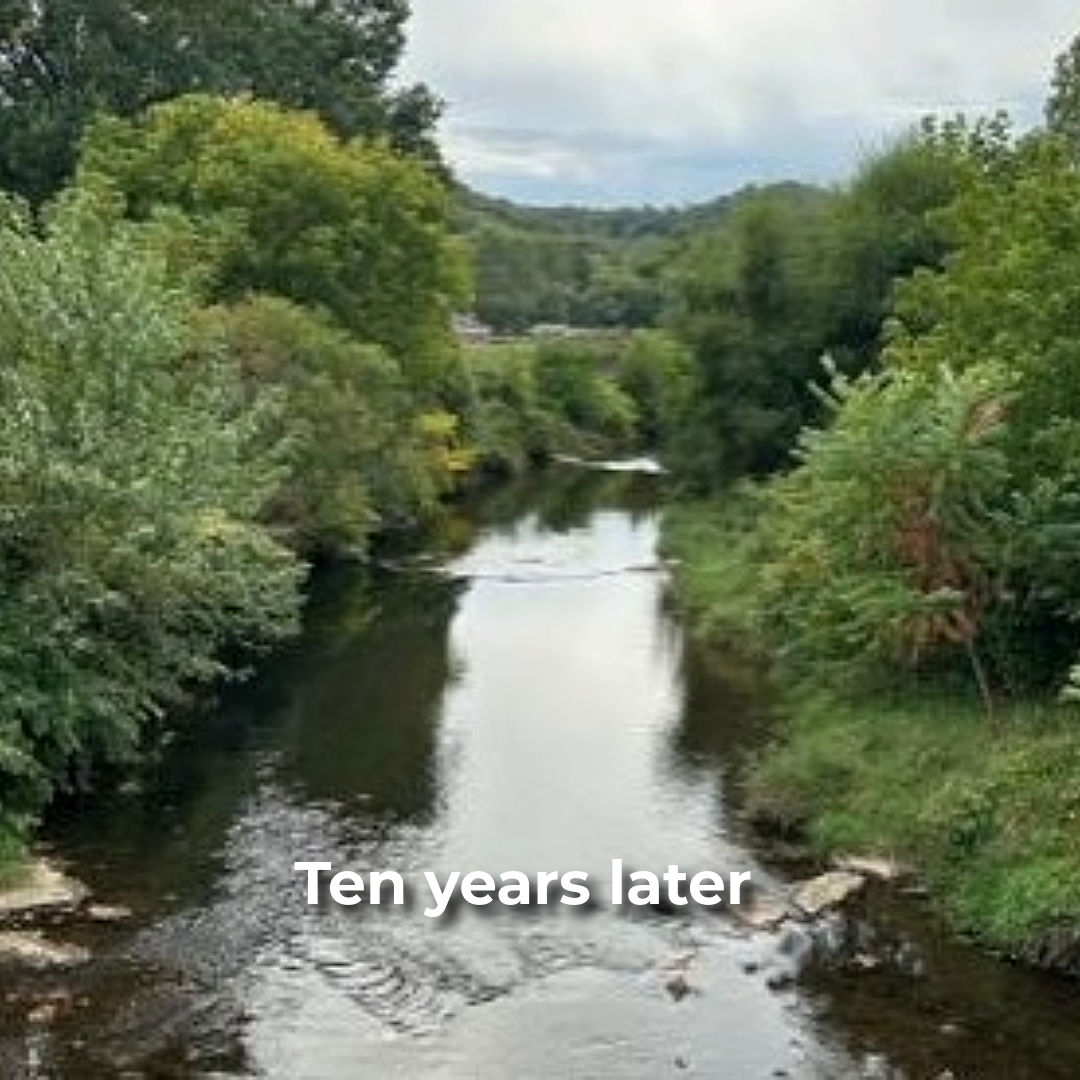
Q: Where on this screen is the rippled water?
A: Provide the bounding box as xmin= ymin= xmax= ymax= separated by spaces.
xmin=5 ymin=467 xmax=1080 ymax=1078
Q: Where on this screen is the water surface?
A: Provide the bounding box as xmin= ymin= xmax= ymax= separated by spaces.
xmin=4 ymin=468 xmax=1080 ymax=1078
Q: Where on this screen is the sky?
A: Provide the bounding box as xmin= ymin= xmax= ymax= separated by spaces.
xmin=399 ymin=0 xmax=1080 ymax=207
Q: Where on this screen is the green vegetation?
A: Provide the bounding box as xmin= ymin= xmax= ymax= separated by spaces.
xmin=749 ymin=694 xmax=1080 ymax=959
xmin=0 ymin=7 xmax=668 ymax=868
xmin=662 ymin=39 xmax=1080 ymax=968
xmin=462 ymin=331 xmax=690 ymax=475
xmin=665 ymin=503 xmax=1080 ymax=963
xmin=661 ymin=497 xmax=765 ymax=651
xmin=662 ymin=129 xmax=970 ymax=489
xmin=0 ymin=191 xmax=301 ymax=854
xmin=456 ymin=182 xmax=820 ymax=334
xmin=79 ymin=94 xmax=468 ymax=396
xmin=0 ymin=0 xmax=440 ymax=204
xmin=191 ymin=297 xmax=460 ymax=556
xmin=5 ymin=0 xmax=1080 ymax=982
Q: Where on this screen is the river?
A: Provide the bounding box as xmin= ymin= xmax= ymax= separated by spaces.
xmin=3 ymin=466 xmax=1080 ymax=1078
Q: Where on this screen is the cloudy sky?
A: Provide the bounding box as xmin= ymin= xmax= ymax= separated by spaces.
xmin=400 ymin=1 xmax=1080 ymax=207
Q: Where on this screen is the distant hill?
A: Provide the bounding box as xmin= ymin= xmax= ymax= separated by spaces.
xmin=454 ymin=182 xmax=828 ymax=333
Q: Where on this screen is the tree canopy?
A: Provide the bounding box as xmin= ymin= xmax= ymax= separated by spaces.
xmin=79 ymin=94 xmax=468 ymax=394
xmin=0 ymin=0 xmax=439 ymax=202
xmin=1048 ymin=29 xmax=1080 ymax=147
xmin=0 ymin=191 xmax=300 ymax=843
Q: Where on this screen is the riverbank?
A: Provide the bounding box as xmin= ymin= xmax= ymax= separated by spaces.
xmin=662 ymin=499 xmax=1080 ymax=977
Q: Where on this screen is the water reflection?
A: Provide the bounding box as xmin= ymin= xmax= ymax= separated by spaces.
xmin=2 ymin=467 xmax=1077 ymax=1079
xmin=271 ymin=575 xmax=461 ymax=822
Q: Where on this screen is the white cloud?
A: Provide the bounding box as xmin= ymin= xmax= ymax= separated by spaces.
xmin=400 ymin=0 xmax=1080 ymax=204
xmin=441 ymin=128 xmax=600 ymax=184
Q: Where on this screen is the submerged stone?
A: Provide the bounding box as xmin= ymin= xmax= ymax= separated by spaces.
xmin=84 ymin=903 xmax=134 ymax=923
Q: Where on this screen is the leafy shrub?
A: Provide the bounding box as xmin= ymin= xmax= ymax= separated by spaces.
xmin=78 ymin=94 xmax=469 ymax=398
xmin=193 ymin=297 xmax=460 ymax=556
xmin=755 ymin=360 xmax=1016 ymax=703
xmin=531 ymin=341 xmax=638 ymax=451
xmin=462 ymin=338 xmax=642 ymax=472
xmin=0 ymin=192 xmax=301 ymax=848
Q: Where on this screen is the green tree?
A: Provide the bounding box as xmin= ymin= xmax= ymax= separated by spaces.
xmin=79 ymin=94 xmax=468 ymax=397
xmin=0 ymin=0 xmax=439 ymax=202
xmin=193 ymin=297 xmax=463 ymax=555
xmin=664 ymin=125 xmax=983 ymax=491
xmin=883 ymin=131 xmax=1080 ymax=686
xmin=461 ymin=343 xmax=555 ymax=474
xmin=665 ymin=187 xmax=838 ymax=486
xmin=754 ymin=123 xmax=1080 ymax=698
xmin=532 ymin=340 xmax=638 ymax=450
xmin=0 ymin=191 xmax=300 ymax=848
xmin=1048 ymin=30 xmax=1080 ymax=147
xmin=757 ymin=361 xmax=1015 ymax=708
xmin=613 ymin=331 xmax=694 ymax=447
xmin=824 ymin=121 xmax=976 ymax=365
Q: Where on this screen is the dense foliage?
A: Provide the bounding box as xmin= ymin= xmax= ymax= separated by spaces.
xmin=463 ymin=332 xmax=682 ymax=475
xmin=457 ymin=183 xmax=817 ymax=334
xmin=0 ymin=193 xmax=301 ymax=854
xmin=663 ymin=30 xmax=1080 ymax=963
xmin=79 ymin=95 xmax=469 ymax=397
xmin=0 ymin=0 xmax=439 ymax=203
xmin=0 ymin=82 xmax=660 ymax=856
xmin=725 ymin=118 xmax=1080 ymax=701
xmin=192 ymin=297 xmax=464 ymax=556
xmin=661 ymin=132 xmax=971 ymax=489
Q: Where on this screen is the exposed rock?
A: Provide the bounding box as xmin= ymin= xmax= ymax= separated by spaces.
xmin=861 ymin=1052 xmax=892 ymax=1079
xmin=553 ymin=454 xmax=666 ymax=476
xmin=900 ymin=883 xmax=930 ymax=899
xmin=26 ymin=991 xmax=74 ymax=1025
xmin=850 ymin=952 xmax=882 ymax=972
xmin=664 ymin=951 xmax=696 ymax=973
xmin=0 ymin=860 xmax=88 ymax=918
xmin=0 ymin=931 xmax=90 ymax=968
xmin=793 ymin=871 xmax=867 ymax=917
xmin=84 ymin=903 xmax=133 ymax=923
xmin=735 ymin=892 xmax=794 ymax=931
xmin=833 ymin=855 xmax=910 ymax=882
xmin=661 ymin=951 xmax=699 ymax=1001
xmin=776 ymin=924 xmax=814 ymax=964
xmin=27 ymin=1001 xmax=61 ymax=1025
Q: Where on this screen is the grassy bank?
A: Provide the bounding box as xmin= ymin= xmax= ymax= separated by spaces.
xmin=663 ymin=500 xmax=1080 ymax=973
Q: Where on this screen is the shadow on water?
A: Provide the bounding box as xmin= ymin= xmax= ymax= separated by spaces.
xmin=1 ymin=463 xmax=1078 ymax=1078
xmin=808 ymin=893 xmax=1080 ymax=1080
xmin=267 ymin=573 xmax=461 ymax=823
xmin=43 ymin=569 xmax=462 ymax=908
xmin=11 ymin=561 xmax=466 ymax=1077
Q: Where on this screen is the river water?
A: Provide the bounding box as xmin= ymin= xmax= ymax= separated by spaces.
xmin=4 ymin=467 xmax=1080 ymax=1078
